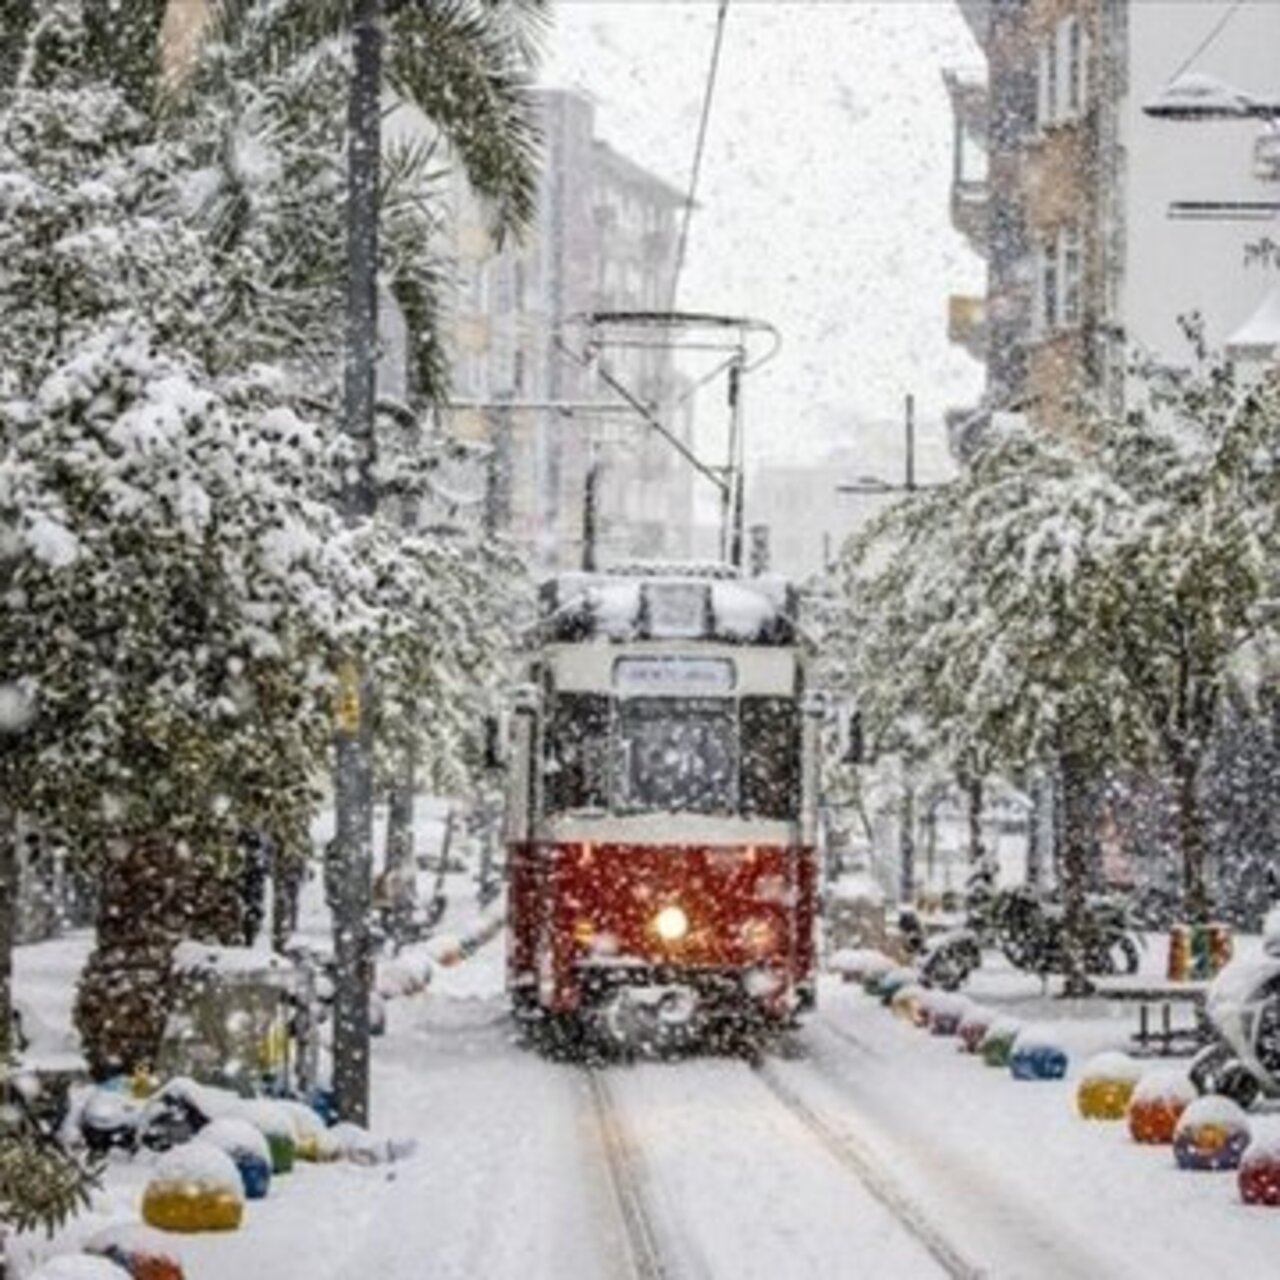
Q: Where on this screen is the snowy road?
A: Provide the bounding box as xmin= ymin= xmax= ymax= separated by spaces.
xmin=16 ymin=923 xmax=1280 ymax=1279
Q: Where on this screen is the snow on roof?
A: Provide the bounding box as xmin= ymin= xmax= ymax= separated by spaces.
xmin=1227 ymin=285 xmax=1280 ymax=355
xmin=538 ymin=570 xmax=796 ymax=645
xmin=1144 ymin=72 xmax=1258 ymax=117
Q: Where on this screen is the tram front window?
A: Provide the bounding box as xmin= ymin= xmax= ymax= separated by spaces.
xmin=615 ymin=697 xmax=737 ymax=814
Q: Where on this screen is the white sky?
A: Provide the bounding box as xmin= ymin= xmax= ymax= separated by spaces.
xmin=542 ymin=0 xmax=986 ymax=481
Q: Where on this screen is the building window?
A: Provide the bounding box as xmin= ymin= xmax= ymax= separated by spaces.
xmin=1036 ymin=41 xmax=1055 ymax=130
xmin=1059 ymin=224 xmax=1081 ymax=329
xmin=1040 ymin=240 xmax=1058 ymax=335
xmin=1034 ymin=225 xmax=1082 ymax=339
xmin=1038 ymin=15 xmax=1088 ymax=131
xmin=1065 ymin=16 xmax=1084 ymax=117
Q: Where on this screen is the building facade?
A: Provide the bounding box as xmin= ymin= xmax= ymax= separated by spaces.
xmin=946 ymin=0 xmax=1280 ymax=446
xmin=446 ymin=90 xmax=694 ymax=572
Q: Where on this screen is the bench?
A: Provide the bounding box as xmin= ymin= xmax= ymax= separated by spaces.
xmin=1094 ymin=983 xmax=1210 ymax=1057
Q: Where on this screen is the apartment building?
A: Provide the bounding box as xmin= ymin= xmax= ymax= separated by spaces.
xmin=446 ymin=90 xmax=694 ymax=571
xmin=946 ymin=0 xmax=1280 ymax=445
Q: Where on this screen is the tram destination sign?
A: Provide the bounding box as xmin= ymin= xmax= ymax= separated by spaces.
xmin=612 ymin=656 xmax=736 ymax=696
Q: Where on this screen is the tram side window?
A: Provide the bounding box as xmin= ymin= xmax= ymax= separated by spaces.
xmin=740 ymin=697 xmax=800 ymax=819
xmin=544 ymin=694 xmax=611 ymax=812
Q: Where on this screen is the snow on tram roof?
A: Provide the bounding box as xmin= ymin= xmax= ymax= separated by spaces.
xmin=537 ymin=567 xmax=797 ymax=646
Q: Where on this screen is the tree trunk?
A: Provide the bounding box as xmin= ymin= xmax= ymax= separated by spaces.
xmin=966 ymin=773 xmax=985 ymax=866
xmin=271 ymin=843 xmax=305 ymax=954
xmin=1058 ymin=753 xmax=1095 ymax=997
xmin=899 ymin=781 xmax=916 ymax=904
xmin=385 ymin=750 xmax=415 ymax=875
xmin=75 ymin=833 xmax=239 ymax=1079
xmin=0 ymin=800 xmax=17 ymax=1065
xmin=1174 ymin=750 xmax=1210 ymax=924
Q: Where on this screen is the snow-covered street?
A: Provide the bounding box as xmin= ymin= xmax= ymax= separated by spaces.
xmin=16 ymin=919 xmax=1280 ymax=1280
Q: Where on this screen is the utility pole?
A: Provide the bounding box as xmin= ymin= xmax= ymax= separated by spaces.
xmin=332 ymin=0 xmax=382 ymax=1126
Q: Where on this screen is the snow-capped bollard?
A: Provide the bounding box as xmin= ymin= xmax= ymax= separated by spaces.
xmin=235 ymin=1100 xmax=297 ymax=1174
xmin=957 ymin=1006 xmax=994 ymax=1054
xmin=85 ymin=1223 xmax=185 ymax=1280
xmin=28 ymin=1258 xmax=130 ymax=1280
xmin=1239 ymin=1131 xmax=1280 ymax=1205
xmin=890 ymin=983 xmax=927 ymax=1024
xmin=876 ymin=966 xmax=916 ymax=1004
xmin=1173 ymin=1096 xmax=1251 ymax=1171
xmin=829 ymin=948 xmax=888 ymax=983
xmin=924 ymin=993 xmax=969 ymax=1037
xmin=979 ymin=1017 xmax=1022 ymax=1068
xmin=199 ymin=1117 xmax=273 ymax=1199
xmin=1009 ymin=1026 xmax=1068 ymax=1081
xmin=1127 ymin=1070 xmax=1197 ymax=1145
xmin=141 ymin=1140 xmax=245 ymax=1233
xmin=276 ymin=1099 xmax=340 ymax=1162
xmin=1076 ymin=1052 xmax=1144 ymax=1120
xmin=857 ymin=954 xmax=896 ymax=993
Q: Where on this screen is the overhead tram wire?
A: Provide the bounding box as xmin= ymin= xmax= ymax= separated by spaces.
xmin=668 ymin=0 xmax=730 ymax=312
xmin=1167 ymin=0 xmax=1245 ymax=84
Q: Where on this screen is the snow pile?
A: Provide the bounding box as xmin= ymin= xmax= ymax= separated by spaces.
xmin=375 ymin=951 xmax=433 ymax=998
xmin=329 ymin=1122 xmax=419 ymax=1167
xmin=236 ymin=1098 xmax=296 ymax=1141
xmin=1010 ymin=1024 xmax=1062 ymax=1054
xmin=28 ymin=1258 xmax=128 ymax=1280
xmin=170 ymin=941 xmax=293 ymax=978
xmin=1131 ymin=1069 xmax=1197 ymax=1106
xmin=1080 ymin=1051 xmax=1144 ymax=1084
xmin=199 ymin=1117 xmax=272 ymax=1165
xmin=829 ymin=874 xmax=884 ymax=907
xmin=149 ymin=1140 xmax=244 ymax=1196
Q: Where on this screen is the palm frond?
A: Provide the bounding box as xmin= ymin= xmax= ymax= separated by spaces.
xmin=385 ymin=0 xmax=544 ymax=241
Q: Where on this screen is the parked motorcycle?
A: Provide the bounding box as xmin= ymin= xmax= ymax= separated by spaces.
xmin=990 ymin=886 xmax=1141 ymax=978
xmin=1190 ymin=919 xmax=1280 ymax=1110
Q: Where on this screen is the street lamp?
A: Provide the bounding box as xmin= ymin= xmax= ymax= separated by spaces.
xmin=1143 ymin=72 xmax=1280 ymax=121
xmin=1145 ymin=74 xmax=1280 ymax=222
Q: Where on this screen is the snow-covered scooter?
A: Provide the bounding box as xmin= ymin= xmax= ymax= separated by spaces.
xmin=1191 ymin=913 xmax=1280 ymax=1110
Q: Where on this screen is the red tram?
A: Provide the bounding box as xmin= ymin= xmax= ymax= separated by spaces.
xmin=504 ymin=566 xmax=821 ymax=1048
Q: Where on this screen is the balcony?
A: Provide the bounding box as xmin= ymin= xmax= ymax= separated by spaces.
xmin=943 ymin=67 xmax=989 ymax=148
xmin=951 ymin=178 xmax=989 ymax=255
xmin=948 ymin=293 xmax=987 ymax=361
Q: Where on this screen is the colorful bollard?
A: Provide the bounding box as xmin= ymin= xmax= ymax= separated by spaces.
xmin=1009 ymin=1026 xmax=1068 ymax=1081
xmin=980 ymin=1017 xmax=1022 ymax=1069
xmin=1173 ymin=1096 xmax=1251 ymax=1171
xmin=199 ymin=1118 xmax=273 ymax=1200
xmin=1076 ymin=1052 xmax=1144 ymax=1121
xmin=1128 ymin=1069 xmax=1197 ymax=1145
xmin=1239 ymin=1132 xmax=1280 ymax=1206
xmin=141 ymin=1141 xmax=245 ymax=1233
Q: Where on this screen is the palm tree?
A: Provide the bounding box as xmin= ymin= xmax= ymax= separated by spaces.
xmin=57 ymin=0 xmax=546 ymax=1078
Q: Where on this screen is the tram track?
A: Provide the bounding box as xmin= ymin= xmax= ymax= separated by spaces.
xmin=770 ymin=1013 xmax=1122 ymax=1280
xmin=584 ymin=1067 xmax=678 ymax=1280
xmin=750 ymin=1056 xmax=985 ymax=1280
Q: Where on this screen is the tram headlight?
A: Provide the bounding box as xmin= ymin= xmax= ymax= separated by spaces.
xmin=653 ymin=905 xmax=689 ymax=943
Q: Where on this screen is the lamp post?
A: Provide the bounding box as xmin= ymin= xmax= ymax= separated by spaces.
xmin=331 ymin=0 xmax=383 ymax=1127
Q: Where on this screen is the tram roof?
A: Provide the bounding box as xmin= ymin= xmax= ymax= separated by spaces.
xmin=535 ymin=568 xmax=798 ymax=646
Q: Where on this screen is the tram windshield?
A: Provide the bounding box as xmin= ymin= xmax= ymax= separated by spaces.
xmin=615 ymin=697 xmax=737 ymax=814
xmin=542 ymin=692 xmax=799 ymax=819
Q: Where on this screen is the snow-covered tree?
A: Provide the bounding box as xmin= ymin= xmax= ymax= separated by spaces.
xmin=828 ymin=359 xmax=1279 ymax=961
xmin=0 ymin=1 xmax=540 ymax=1075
